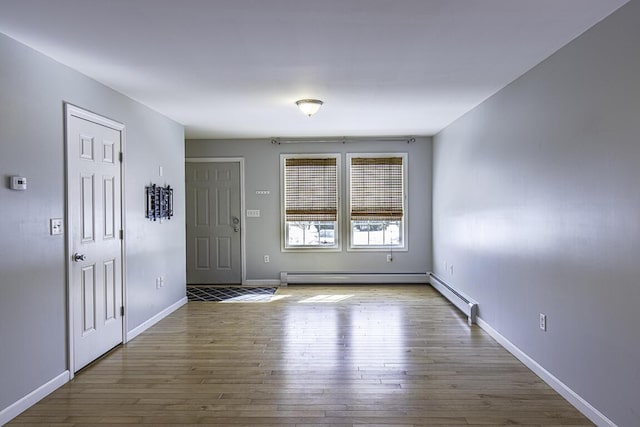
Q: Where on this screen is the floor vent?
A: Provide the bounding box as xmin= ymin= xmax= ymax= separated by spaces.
xmin=429 ymin=273 xmax=478 ymax=326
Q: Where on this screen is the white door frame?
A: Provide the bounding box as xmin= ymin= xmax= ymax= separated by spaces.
xmin=64 ymin=103 xmax=127 ymax=378
xmin=185 ymin=157 xmax=246 ymax=284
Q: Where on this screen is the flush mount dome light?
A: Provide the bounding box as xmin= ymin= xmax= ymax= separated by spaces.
xmin=295 ymin=99 xmax=323 ymax=117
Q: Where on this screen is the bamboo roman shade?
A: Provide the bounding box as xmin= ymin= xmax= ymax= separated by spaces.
xmin=350 ymin=157 xmax=403 ymax=220
xmin=284 ymin=157 xmax=338 ymax=222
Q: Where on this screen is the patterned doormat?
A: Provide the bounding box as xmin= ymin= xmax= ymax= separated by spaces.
xmin=187 ymin=286 xmax=277 ymax=302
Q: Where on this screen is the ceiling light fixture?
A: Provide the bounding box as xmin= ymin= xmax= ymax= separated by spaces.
xmin=295 ymin=99 xmax=323 ymax=117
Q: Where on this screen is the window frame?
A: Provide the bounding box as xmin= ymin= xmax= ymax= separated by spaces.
xmin=280 ymin=153 xmax=342 ymax=252
xmin=346 ymin=152 xmax=408 ymax=251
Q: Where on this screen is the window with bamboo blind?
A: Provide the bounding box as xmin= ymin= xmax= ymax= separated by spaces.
xmin=281 ymin=154 xmax=340 ymax=249
xmin=348 ymin=153 xmax=407 ymax=249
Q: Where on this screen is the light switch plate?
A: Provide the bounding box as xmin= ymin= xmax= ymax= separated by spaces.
xmin=50 ymin=218 xmax=63 ymax=235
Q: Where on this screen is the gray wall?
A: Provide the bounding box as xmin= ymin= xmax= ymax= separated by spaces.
xmin=185 ymin=138 xmax=432 ymax=280
xmin=432 ymin=2 xmax=640 ymax=425
xmin=0 ymin=33 xmax=186 ymax=411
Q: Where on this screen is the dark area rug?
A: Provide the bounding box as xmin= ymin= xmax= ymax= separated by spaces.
xmin=187 ymin=286 xmax=277 ymax=302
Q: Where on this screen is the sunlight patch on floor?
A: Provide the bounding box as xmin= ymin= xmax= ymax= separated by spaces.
xmin=299 ymin=294 xmax=353 ymax=303
xmin=220 ymin=294 xmax=290 ymax=303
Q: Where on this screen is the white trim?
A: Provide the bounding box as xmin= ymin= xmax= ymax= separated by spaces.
xmin=120 ymin=126 xmax=128 ymax=346
xmin=185 ymin=157 xmax=246 ymax=283
xmin=475 ymin=317 xmax=617 ymax=427
xmin=344 ymin=245 xmax=409 ymax=253
xmin=64 ymin=104 xmax=126 ymax=379
xmin=126 ymin=297 xmax=188 ymax=341
xmin=0 ymin=371 xmax=69 ymax=425
xmin=280 ymin=272 xmax=428 ymax=285
xmin=280 ymin=247 xmax=343 ymax=253
xmin=243 ymin=279 xmax=281 ymax=286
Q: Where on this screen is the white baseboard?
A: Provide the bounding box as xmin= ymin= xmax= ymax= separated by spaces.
xmin=0 ymin=370 xmax=69 ymax=425
xmin=243 ymin=279 xmax=281 ymax=286
xmin=280 ymin=272 xmax=428 ymax=285
xmin=126 ymin=297 xmax=187 ymax=341
xmin=475 ymin=317 xmax=616 ymax=427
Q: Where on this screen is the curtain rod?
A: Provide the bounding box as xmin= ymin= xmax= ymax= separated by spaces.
xmin=271 ymin=136 xmax=416 ymax=145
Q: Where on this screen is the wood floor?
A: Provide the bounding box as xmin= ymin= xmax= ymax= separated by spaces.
xmin=9 ymin=285 xmax=592 ymax=426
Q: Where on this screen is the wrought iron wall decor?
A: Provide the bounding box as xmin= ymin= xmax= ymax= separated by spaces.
xmin=146 ymin=184 xmax=174 ymax=221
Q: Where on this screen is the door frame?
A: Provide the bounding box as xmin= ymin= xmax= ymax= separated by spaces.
xmin=64 ymin=103 xmax=127 ymax=378
xmin=185 ymin=157 xmax=246 ymax=284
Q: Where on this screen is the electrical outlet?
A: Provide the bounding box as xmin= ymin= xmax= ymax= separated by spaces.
xmin=264 ymin=255 xmax=270 ymax=263
xmin=386 ymin=254 xmax=393 ymax=262
xmin=539 ymin=313 xmax=547 ymax=331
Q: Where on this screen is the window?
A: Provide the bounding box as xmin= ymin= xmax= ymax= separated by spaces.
xmin=281 ymin=154 xmax=340 ymax=249
xmin=348 ymin=153 xmax=407 ymax=249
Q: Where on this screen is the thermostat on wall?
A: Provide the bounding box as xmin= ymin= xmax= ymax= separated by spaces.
xmin=10 ymin=176 xmax=27 ymax=191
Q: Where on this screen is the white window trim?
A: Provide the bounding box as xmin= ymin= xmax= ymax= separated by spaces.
xmin=280 ymin=153 xmax=342 ymax=252
xmin=346 ymin=152 xmax=408 ymax=252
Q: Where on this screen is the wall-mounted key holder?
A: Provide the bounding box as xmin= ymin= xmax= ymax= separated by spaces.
xmin=145 ymin=184 xmax=173 ymax=221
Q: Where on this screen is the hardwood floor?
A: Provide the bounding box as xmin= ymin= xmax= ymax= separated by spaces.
xmin=9 ymin=285 xmax=592 ymax=426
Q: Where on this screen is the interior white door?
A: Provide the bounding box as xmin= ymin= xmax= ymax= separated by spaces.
xmin=186 ymin=162 xmax=242 ymax=284
xmin=67 ymin=108 xmax=123 ymax=372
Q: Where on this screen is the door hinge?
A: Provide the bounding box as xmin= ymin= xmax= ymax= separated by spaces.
xmin=119 ymin=229 xmax=124 ymax=240
xmin=119 ymin=152 xmax=123 ymax=162
xmin=120 ymin=306 xmax=125 ymax=316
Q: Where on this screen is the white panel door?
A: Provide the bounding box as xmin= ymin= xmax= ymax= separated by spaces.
xmin=67 ymin=108 xmax=123 ymax=372
xmin=186 ymin=162 xmax=242 ymax=284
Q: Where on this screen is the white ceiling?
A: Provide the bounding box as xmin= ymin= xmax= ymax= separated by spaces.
xmin=0 ymin=0 xmax=629 ymax=139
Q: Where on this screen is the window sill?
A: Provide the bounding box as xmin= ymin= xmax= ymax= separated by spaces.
xmin=281 ymin=246 xmax=343 ymax=253
xmin=346 ymin=246 xmax=407 ymax=252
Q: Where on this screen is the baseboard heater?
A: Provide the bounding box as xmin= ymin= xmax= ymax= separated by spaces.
xmin=429 ymin=273 xmax=478 ymax=326
xmin=280 ymin=272 xmax=428 ymax=285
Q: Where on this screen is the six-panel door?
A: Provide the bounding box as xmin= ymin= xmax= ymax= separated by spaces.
xmin=68 ymin=112 xmax=123 ymax=371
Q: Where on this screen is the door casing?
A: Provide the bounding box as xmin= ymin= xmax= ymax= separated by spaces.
xmin=185 ymin=157 xmax=246 ymax=284
xmin=65 ymin=103 xmax=127 ymax=378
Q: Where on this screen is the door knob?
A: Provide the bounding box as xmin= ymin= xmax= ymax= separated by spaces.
xmin=73 ymin=253 xmax=86 ymax=262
